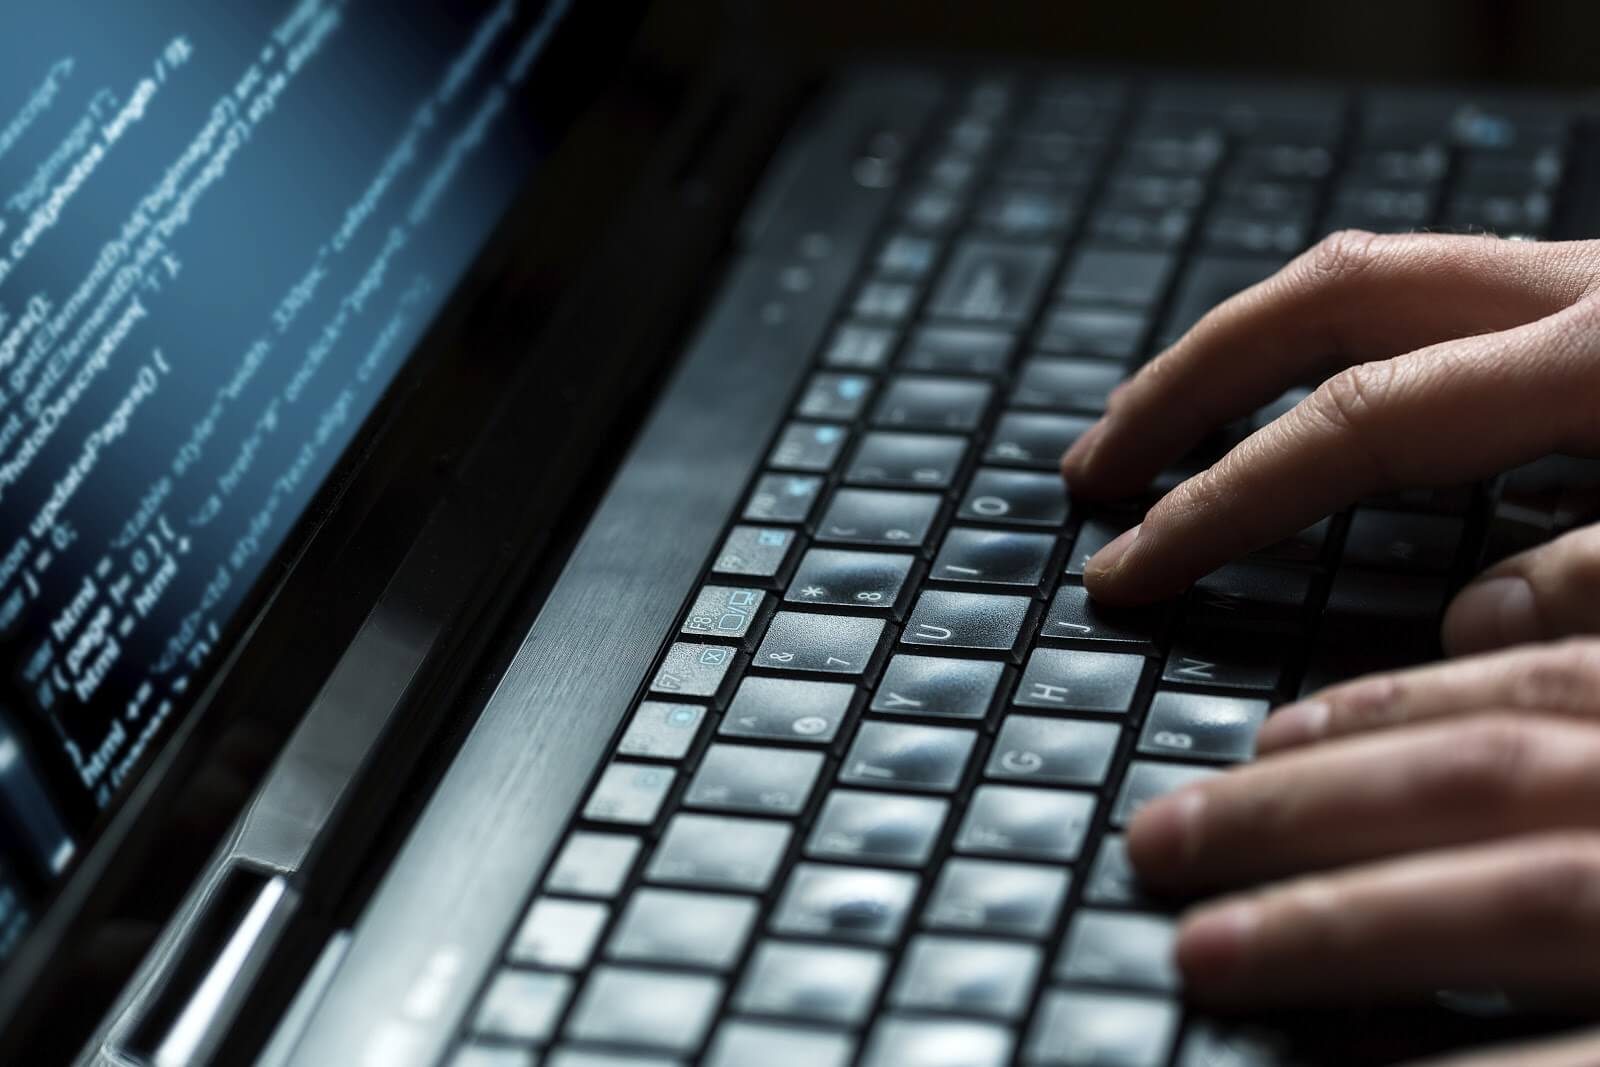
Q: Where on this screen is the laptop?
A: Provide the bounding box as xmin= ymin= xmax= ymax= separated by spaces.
xmin=1 ymin=2 xmax=1596 ymax=1064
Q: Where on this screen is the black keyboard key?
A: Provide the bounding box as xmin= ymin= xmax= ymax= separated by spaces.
xmin=871 ymin=655 xmax=1005 ymax=720
xmin=584 ymin=762 xmax=676 ymax=826
xmin=545 ymin=832 xmax=640 ymax=898
xmin=1163 ymin=627 xmax=1291 ymax=692
xmin=1060 ymin=248 xmax=1175 ymax=307
xmin=565 ymin=967 xmax=721 ymax=1053
xmin=1175 ymin=1022 xmax=1289 ymax=1067
xmin=975 ymin=182 xmax=1077 ymax=238
xmin=1014 ymin=647 xmax=1144 ymax=714
xmin=877 ymin=232 xmax=941 ymax=280
xmin=901 ymin=325 xmax=1015 ymax=376
xmin=1041 ymin=584 xmax=1168 ymax=650
xmin=1451 ymin=194 xmax=1552 ymax=237
xmin=1253 ymin=516 xmax=1330 ymax=564
xmin=722 ymin=676 xmax=856 ymax=743
xmin=924 ymin=858 xmax=1070 ymax=938
xmin=986 ymin=412 xmax=1096 ymax=468
xmin=1137 ymin=691 xmax=1270 ymax=762
xmin=930 ymin=240 xmax=1055 ymax=326
xmin=618 ymin=702 xmax=707 ymax=760
xmin=1084 ymin=835 xmax=1148 ymax=906
xmin=822 ymin=322 xmax=896 ymax=371
xmin=1326 ymin=185 xmax=1436 ymax=232
xmin=650 ymin=642 xmax=737 ymax=699
xmin=1366 ymin=483 xmax=1474 ymax=516
xmin=1027 ymin=990 xmax=1179 ymax=1067
xmin=807 ymin=790 xmax=948 ymax=867
xmin=713 ymin=525 xmax=798 ymax=581
xmin=955 ymin=784 xmax=1095 ymax=861
xmin=1065 ymin=517 xmax=1131 ymax=575
xmin=930 ymin=528 xmax=1055 ymax=588
xmin=756 ymin=611 xmax=885 ymax=675
xmin=1342 ymin=508 xmax=1463 ymax=573
xmin=902 ymin=590 xmax=1033 ymax=656
xmin=1203 ymin=212 xmax=1309 ymax=256
xmin=986 ymin=715 xmax=1119 ymax=786
xmin=1112 ymin=761 xmax=1219 ymax=827
xmin=846 ymin=432 xmax=968 ymax=490
xmin=903 ymin=184 xmax=962 ymax=231
xmin=1035 ymin=306 xmax=1147 ymax=360
xmin=798 ymin=372 xmax=874 ymax=421
xmin=958 ymin=469 xmax=1070 ymax=527
xmin=1012 ymin=357 xmax=1123 ymax=413
xmin=608 ymin=889 xmax=757 ymax=970
xmin=816 ymin=488 xmax=942 ymax=549
xmin=772 ymin=863 xmax=919 ymax=945
xmin=743 ymin=473 xmax=824 ymax=524
xmin=788 ymin=548 xmax=915 ymax=614
xmin=891 ymin=935 xmax=1042 ymax=1020
xmin=1191 ymin=562 xmax=1313 ymax=624
xmin=1299 ymin=634 xmax=1433 ymax=698
xmin=854 ymin=279 xmax=918 ymax=322
xmin=1160 ymin=254 xmax=1285 ymax=347
xmin=473 ymin=970 xmax=571 ymax=1044
xmin=685 ymin=744 xmax=824 ymax=815
xmin=841 ymin=721 xmax=977 ymax=793
xmin=1088 ymin=204 xmax=1194 ymax=250
xmin=736 ymin=941 xmax=886 ymax=1025
xmin=647 ymin=813 xmax=792 ymax=892
xmin=862 ymin=1018 xmax=1013 ymax=1067
xmin=680 ymin=585 xmax=768 ymax=648
xmin=724 ymin=1024 xmax=863 ymax=1067
xmin=873 ymin=375 xmax=993 ymax=432
xmin=1324 ymin=567 xmax=1448 ymax=623
xmin=1123 ymin=131 xmax=1224 ymax=173
xmin=769 ymin=421 xmax=849 ymax=472
xmin=1057 ymin=910 xmax=1179 ymax=991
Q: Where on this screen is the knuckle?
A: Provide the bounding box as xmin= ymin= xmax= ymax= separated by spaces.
xmin=1269 ymin=877 xmax=1356 ymax=957
xmin=1305 ymin=363 xmax=1399 ymax=487
xmin=1415 ymin=716 xmax=1536 ymax=812
xmin=1511 ymin=643 xmax=1600 ymax=710
xmin=1334 ymin=674 xmax=1407 ymax=732
xmin=1302 ymin=229 xmax=1385 ymax=287
xmin=1314 ymin=364 xmax=1388 ymax=434
xmin=1498 ymin=836 xmax=1600 ymax=936
xmin=1552 ymin=529 xmax=1600 ymax=599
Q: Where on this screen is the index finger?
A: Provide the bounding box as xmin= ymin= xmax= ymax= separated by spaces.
xmin=1061 ymin=232 xmax=1600 ymax=499
xmin=1082 ymin=301 xmax=1600 ymax=606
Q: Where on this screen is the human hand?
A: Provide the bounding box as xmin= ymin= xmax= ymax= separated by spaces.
xmin=1060 ymin=232 xmax=1600 ymax=656
xmin=1128 ymin=638 xmax=1600 ymax=1065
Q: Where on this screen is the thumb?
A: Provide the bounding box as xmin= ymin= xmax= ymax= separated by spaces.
xmin=1443 ymin=522 xmax=1600 ymax=655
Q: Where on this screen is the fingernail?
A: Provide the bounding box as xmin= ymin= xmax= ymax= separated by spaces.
xmin=1442 ymin=576 xmax=1540 ymax=655
xmin=1128 ymin=785 xmax=1205 ymax=875
xmin=1086 ymin=523 xmax=1141 ymax=579
xmin=1179 ymin=900 xmax=1257 ymax=985
xmin=1255 ymin=700 xmax=1329 ymax=753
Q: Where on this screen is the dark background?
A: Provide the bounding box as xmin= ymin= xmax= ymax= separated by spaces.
xmin=641 ymin=0 xmax=1600 ymax=89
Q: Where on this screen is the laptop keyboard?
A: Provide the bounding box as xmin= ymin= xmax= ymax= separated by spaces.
xmin=448 ymin=72 xmax=1571 ymax=1067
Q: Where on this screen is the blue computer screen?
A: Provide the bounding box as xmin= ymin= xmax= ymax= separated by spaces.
xmin=0 ymin=0 xmax=568 ymax=960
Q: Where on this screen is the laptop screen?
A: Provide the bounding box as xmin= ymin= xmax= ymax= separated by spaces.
xmin=0 ymin=0 xmax=569 ymax=970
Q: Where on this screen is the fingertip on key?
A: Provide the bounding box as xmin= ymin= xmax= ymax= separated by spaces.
xmin=1126 ymin=783 xmax=1203 ymax=884
xmin=1254 ymin=700 xmax=1330 ymax=754
xmin=1060 ymin=417 xmax=1109 ymax=482
xmin=1177 ymin=899 xmax=1257 ymax=991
